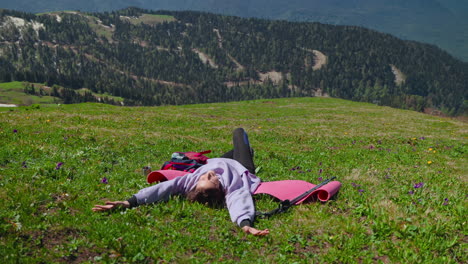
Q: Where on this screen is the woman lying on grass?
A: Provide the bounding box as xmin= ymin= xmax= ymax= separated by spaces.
xmin=92 ymin=128 xmax=269 ymax=236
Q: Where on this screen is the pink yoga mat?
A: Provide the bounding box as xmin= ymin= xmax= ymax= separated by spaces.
xmin=253 ymin=180 xmax=341 ymax=203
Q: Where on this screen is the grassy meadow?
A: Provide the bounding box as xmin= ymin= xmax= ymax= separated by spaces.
xmin=0 ymin=81 xmax=124 ymax=107
xmin=0 ymin=82 xmax=57 ymax=106
xmin=0 ymin=97 xmax=466 ymax=263
xmin=121 ymin=14 xmax=176 ymax=25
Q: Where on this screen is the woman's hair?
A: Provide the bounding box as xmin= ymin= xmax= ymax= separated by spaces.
xmin=186 ymin=185 xmax=225 ymax=208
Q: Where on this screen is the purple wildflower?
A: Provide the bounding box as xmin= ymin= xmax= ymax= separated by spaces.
xmin=408 ymin=190 xmax=415 ymax=195
xmin=13 ymin=129 xmax=18 ymax=133
xmin=443 ymin=198 xmax=449 ymax=205
xmin=413 ymin=182 xmax=424 ymax=189
xmin=101 ymin=177 xmax=108 ymax=184
xmin=378 ymin=140 xmax=382 ymax=144
xmin=291 ymin=166 xmax=301 ymax=171
xmin=55 ymin=162 xmax=63 ymax=170
xmin=351 ymin=182 xmax=360 ymax=187
xmin=419 ymin=137 xmax=425 ymax=140
xmin=318 ymin=169 xmax=323 ymax=174
xmin=358 ymin=189 xmax=365 ymax=195
xmin=318 ymin=177 xmax=323 ymax=182
xmin=21 ymin=161 xmax=27 ymax=168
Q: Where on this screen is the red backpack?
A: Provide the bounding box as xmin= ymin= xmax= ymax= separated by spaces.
xmin=161 ymin=150 xmax=211 ymax=172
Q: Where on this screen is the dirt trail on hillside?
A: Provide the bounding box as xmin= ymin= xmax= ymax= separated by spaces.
xmin=192 ymin=48 xmax=218 ymax=69
xmin=213 ymin=28 xmax=245 ymax=71
xmin=312 ymin=50 xmax=327 ymax=70
xmin=259 ymin=71 xmax=283 ymax=83
xmin=390 ymin=64 xmax=405 ymax=85
xmin=300 ymin=48 xmax=327 ymax=70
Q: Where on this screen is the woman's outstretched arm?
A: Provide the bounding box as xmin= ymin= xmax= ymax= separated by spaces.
xmin=92 ymin=201 xmax=130 ymax=212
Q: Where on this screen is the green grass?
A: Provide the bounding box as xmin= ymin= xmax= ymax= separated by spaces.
xmin=77 ymin=88 xmax=124 ymax=103
xmin=0 ymin=82 xmax=57 ymax=105
xmin=0 ymin=82 xmax=124 ymax=106
xmin=0 ymin=81 xmax=24 ymax=90
xmin=0 ymin=98 xmax=466 ymax=263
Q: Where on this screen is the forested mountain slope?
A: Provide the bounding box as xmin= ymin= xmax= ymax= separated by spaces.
xmin=1 ymin=0 xmax=467 ymax=62
xmin=0 ymin=8 xmax=466 ymax=115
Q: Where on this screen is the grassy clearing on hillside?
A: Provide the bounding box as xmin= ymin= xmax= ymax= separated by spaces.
xmin=83 ymin=14 xmax=114 ymax=41
xmin=76 ymin=88 xmax=124 ymax=103
xmin=0 ymin=82 xmax=57 ymax=105
xmin=0 ymin=98 xmax=466 ymax=263
xmin=0 ymin=81 xmax=24 ymax=90
xmin=0 ymin=82 xmax=125 ymax=106
xmin=122 ymin=14 xmax=176 ymax=26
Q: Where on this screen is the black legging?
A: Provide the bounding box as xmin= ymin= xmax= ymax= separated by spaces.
xmin=221 ymin=128 xmax=256 ymax=174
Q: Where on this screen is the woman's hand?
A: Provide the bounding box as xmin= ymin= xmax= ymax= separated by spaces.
xmin=92 ymin=201 xmax=130 ymax=212
xmin=242 ymin=226 xmax=270 ymax=236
